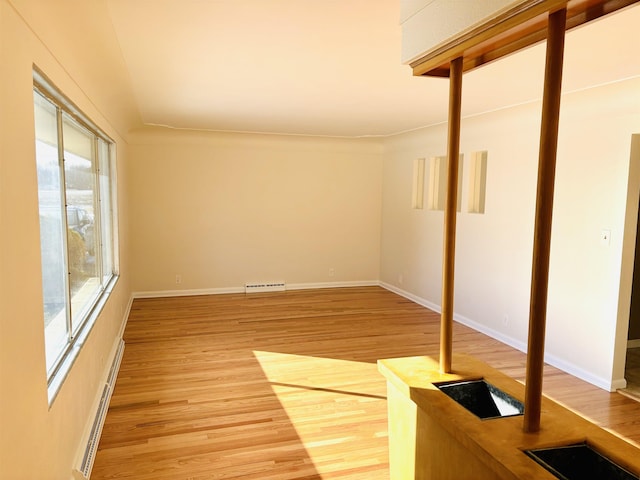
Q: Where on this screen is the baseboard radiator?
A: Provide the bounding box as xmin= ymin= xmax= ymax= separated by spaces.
xmin=245 ymin=282 xmax=286 ymax=293
xmin=73 ymin=339 xmax=125 ymax=480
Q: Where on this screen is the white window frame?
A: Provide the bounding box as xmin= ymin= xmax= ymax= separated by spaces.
xmin=33 ymin=68 xmax=119 ymax=404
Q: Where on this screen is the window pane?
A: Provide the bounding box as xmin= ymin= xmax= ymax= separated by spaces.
xmin=34 ymin=74 xmax=118 ymax=392
xmin=62 ymin=114 xmax=101 ymax=334
xmin=98 ymin=139 xmax=114 ymax=286
xmin=34 ymin=92 xmax=69 ymax=373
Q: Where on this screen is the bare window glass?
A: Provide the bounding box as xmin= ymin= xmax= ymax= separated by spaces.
xmin=34 ymin=92 xmax=69 ymax=372
xmin=33 ymin=82 xmax=117 ymax=383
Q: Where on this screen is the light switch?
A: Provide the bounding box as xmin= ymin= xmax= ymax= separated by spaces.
xmin=600 ymin=229 xmax=611 ymax=246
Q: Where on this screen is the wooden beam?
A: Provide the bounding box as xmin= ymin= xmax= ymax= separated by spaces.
xmin=523 ymin=7 xmax=567 ymax=434
xmin=410 ymin=0 xmax=639 ymax=77
xmin=440 ymin=56 xmax=463 ymax=374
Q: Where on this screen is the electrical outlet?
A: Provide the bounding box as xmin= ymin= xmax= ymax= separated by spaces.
xmin=329 ymin=268 xmax=335 ymax=277
xmin=175 ymin=274 xmax=182 ymax=284
xmin=502 ymin=314 xmax=510 ymax=326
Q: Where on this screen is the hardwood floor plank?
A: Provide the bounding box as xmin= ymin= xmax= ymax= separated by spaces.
xmin=91 ymin=287 xmax=640 ymax=479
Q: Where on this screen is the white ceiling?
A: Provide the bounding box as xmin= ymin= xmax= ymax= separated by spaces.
xmin=106 ymin=1 xmax=640 ymax=138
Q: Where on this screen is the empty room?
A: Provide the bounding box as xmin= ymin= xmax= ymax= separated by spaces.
xmin=1 ymin=0 xmax=640 ymax=479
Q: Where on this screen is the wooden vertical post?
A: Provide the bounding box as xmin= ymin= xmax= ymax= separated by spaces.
xmin=523 ymin=8 xmax=567 ymax=433
xmin=440 ymin=56 xmax=463 ymax=374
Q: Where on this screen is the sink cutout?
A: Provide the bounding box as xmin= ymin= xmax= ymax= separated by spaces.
xmin=435 ymin=379 xmax=524 ymax=420
xmin=526 ymin=443 xmax=638 ymax=480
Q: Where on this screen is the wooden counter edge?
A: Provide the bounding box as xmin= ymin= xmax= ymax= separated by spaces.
xmin=378 ymin=354 xmax=640 ymax=479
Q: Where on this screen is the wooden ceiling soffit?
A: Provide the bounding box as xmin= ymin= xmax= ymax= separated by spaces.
xmin=410 ymin=0 xmax=640 ymax=77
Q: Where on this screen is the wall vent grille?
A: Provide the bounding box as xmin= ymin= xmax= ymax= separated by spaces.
xmin=72 ymin=339 xmax=125 ymax=480
xmin=245 ymin=282 xmax=286 ymax=293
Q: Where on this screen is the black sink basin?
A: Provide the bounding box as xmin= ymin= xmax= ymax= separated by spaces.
xmin=435 ymin=379 xmax=524 ymax=420
xmin=525 ymin=443 xmax=638 ymax=480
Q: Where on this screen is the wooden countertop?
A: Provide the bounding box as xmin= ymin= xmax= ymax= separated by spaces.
xmin=378 ymin=354 xmax=640 ymax=479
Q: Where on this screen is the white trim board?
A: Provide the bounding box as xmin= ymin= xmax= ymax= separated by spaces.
xmin=133 ymin=286 xmax=244 ymax=299
xmin=378 ymin=282 xmax=622 ymax=392
xmin=132 ymin=280 xmax=379 ymax=300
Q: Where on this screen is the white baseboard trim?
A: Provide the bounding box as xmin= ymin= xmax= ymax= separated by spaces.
xmin=379 ymin=282 xmax=440 ymax=312
xmin=133 ymin=286 xmax=245 ymax=298
xmin=628 ymin=339 xmax=640 ymax=349
xmin=611 ymin=377 xmax=628 ymax=391
xmin=381 ymin=282 xmax=528 ymax=354
xmin=379 ymin=282 xmax=618 ymax=392
xmin=287 ymin=280 xmax=379 ymax=291
xmin=133 ymin=281 xmax=380 ymax=300
xmin=454 ymin=311 xmax=529 ymax=354
xmin=119 ymin=294 xmax=134 ymax=338
xmin=542 ymin=350 xmax=623 ymax=392
xmin=73 ymin=339 xmax=125 ymax=480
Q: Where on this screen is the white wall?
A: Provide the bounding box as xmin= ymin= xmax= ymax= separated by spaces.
xmin=0 ymin=1 xmax=133 ymax=478
xmin=128 ymin=128 xmax=383 ymax=294
xmin=381 ymin=77 xmax=640 ymax=390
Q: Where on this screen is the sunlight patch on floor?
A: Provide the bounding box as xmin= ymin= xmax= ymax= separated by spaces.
xmin=252 ymin=350 xmax=390 ymax=477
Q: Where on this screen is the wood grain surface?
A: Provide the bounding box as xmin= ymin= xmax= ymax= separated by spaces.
xmin=91 ymin=287 xmax=639 ymax=479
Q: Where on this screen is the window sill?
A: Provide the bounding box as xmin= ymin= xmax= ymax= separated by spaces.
xmin=47 ymin=275 xmax=119 ymax=406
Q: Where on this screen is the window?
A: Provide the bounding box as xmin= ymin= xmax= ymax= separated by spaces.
xmin=33 ymin=71 xmax=117 ymax=396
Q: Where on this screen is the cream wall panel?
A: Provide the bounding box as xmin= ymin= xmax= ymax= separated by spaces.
xmin=0 ymin=1 xmax=132 ymax=478
xmin=7 ymin=0 xmax=140 ymax=137
xmin=127 ymin=129 xmax=383 ymax=293
xmin=381 ymin=77 xmax=640 ymax=390
xmin=399 ymin=0 xmax=436 ymax=23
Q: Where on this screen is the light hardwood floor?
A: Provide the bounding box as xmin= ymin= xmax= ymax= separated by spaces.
xmin=91 ymin=287 xmax=640 ymax=479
